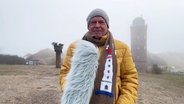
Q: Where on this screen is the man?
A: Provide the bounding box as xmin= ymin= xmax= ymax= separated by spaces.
xmin=59 ymin=8 xmax=138 ymax=104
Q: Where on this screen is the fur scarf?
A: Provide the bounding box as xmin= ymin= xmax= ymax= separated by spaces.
xmin=61 ymin=40 xmax=99 ymax=104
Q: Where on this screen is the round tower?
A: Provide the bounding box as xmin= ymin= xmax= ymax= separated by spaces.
xmin=130 ymin=17 xmax=147 ymax=72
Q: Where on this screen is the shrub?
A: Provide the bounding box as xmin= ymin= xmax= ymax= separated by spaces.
xmin=0 ymin=54 xmax=26 ymax=64
xmin=151 ymin=64 xmax=163 ymax=74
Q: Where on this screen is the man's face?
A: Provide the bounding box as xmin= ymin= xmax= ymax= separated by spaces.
xmin=88 ymin=16 xmax=108 ymax=39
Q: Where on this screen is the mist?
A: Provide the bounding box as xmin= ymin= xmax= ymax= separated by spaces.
xmin=1 ymin=0 xmax=184 ymax=57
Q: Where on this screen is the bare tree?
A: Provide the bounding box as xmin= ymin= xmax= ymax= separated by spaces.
xmin=52 ymin=42 xmax=64 ymax=68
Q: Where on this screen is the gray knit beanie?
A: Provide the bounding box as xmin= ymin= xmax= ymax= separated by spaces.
xmin=86 ymin=8 xmax=109 ymax=28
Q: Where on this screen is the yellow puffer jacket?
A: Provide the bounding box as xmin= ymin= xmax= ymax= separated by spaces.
xmin=59 ymin=38 xmax=138 ymax=104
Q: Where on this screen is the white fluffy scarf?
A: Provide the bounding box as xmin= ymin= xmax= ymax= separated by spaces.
xmin=61 ymin=40 xmax=99 ymax=104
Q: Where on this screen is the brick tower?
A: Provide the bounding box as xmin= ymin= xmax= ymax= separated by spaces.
xmin=130 ymin=17 xmax=147 ymax=72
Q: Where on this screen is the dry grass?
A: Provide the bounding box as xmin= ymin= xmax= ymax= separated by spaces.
xmin=137 ymin=73 xmax=184 ymax=104
xmin=0 ymin=65 xmax=61 ymax=104
xmin=0 ymin=65 xmax=184 ymax=104
xmin=140 ymin=73 xmax=184 ymax=87
xmin=0 ymin=66 xmax=27 ymax=75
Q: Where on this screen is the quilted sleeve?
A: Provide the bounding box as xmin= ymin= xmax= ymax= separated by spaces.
xmin=59 ymin=42 xmax=75 ymax=91
xmin=117 ymin=45 xmax=138 ymax=104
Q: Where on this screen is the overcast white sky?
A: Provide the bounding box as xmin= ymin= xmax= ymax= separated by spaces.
xmin=0 ymin=0 xmax=184 ymax=57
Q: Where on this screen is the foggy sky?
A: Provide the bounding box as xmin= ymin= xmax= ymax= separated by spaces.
xmin=0 ymin=0 xmax=184 ymax=57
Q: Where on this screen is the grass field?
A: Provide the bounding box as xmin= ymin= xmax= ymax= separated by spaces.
xmin=0 ymin=65 xmax=61 ymax=104
xmin=137 ymin=72 xmax=184 ymax=104
xmin=0 ymin=65 xmax=28 ymax=75
xmin=0 ymin=65 xmax=184 ymax=104
xmin=139 ymin=72 xmax=184 ymax=88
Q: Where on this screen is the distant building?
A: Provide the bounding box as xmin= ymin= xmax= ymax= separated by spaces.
xmin=130 ymin=17 xmax=147 ymax=72
xmin=26 ymin=60 xmax=39 ymax=65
